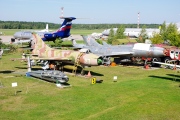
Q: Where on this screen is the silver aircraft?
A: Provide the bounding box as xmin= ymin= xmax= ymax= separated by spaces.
xmin=27 ymin=70 xmax=69 ymax=83
xmin=11 ymin=24 xmax=50 ymax=45
xmin=72 ymin=35 xmax=166 ymax=65
xmin=0 ymin=49 xmax=3 ymax=58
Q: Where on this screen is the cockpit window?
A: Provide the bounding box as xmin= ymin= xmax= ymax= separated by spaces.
xmin=86 ymin=50 xmax=90 ymax=54
xmin=150 ymin=45 xmax=154 ymax=47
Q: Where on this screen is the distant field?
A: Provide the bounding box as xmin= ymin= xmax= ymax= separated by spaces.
xmin=0 ymin=51 xmax=180 ymax=120
xmin=0 ymin=29 xmax=104 ymax=36
xmin=0 ymin=29 xmax=20 ymax=36
xmin=71 ymin=29 xmax=104 ymax=35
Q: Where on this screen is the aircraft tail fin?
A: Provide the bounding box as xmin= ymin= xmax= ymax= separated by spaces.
xmin=81 ymin=35 xmax=88 ymax=45
xmin=45 ymin=24 xmax=49 ymax=32
xmin=46 ymin=24 xmax=48 ymax=30
xmin=71 ymin=39 xmax=77 ymax=46
xmin=55 ymin=17 xmax=76 ymax=39
xmin=102 ymin=41 xmax=110 ymax=46
xmin=31 ymin=34 xmax=52 ymax=55
xmin=82 ymin=35 xmax=101 ymax=47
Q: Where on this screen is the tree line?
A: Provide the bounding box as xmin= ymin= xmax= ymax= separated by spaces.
xmin=0 ymin=20 xmax=160 ymax=29
xmin=107 ymin=22 xmax=180 ymax=47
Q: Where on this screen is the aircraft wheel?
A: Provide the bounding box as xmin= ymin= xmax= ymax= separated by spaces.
xmin=164 ymin=57 xmax=171 ymax=63
xmin=151 ymin=57 xmax=161 ymax=67
xmin=163 ymin=57 xmax=171 ymax=69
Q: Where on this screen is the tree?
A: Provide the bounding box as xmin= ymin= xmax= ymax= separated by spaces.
xmin=138 ymin=25 xmax=148 ymax=43
xmin=151 ymin=22 xmax=180 ymax=47
xmin=115 ymin=25 xmax=125 ymax=39
xmin=167 ymin=32 xmax=180 ymax=47
xmin=150 ymin=32 xmax=163 ymax=44
xmin=107 ymin=28 xmax=114 ymax=44
xmin=166 ymin=23 xmax=180 ymax=46
xmin=160 ymin=21 xmax=167 ymax=40
xmin=53 ymin=38 xmax=63 ymax=47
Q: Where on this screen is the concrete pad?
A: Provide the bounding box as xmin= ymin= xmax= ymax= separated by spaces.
xmin=0 ymin=36 xmax=13 ymax=44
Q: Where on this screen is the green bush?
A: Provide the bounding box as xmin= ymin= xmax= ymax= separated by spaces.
xmin=0 ymin=41 xmax=17 ymax=53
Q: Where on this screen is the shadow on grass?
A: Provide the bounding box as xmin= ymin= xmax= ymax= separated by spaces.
xmin=63 ymin=69 xmax=104 ymax=76
xmin=0 ymin=70 xmax=15 ymax=74
xmin=149 ymin=75 xmax=180 ymax=82
xmin=166 ymin=74 xmax=180 ymax=78
xmin=84 ymin=70 xmax=104 ymax=76
xmin=18 ymin=46 xmax=30 ymax=49
xmin=15 ymin=67 xmax=104 ymax=76
xmin=15 ymin=67 xmax=41 ymax=71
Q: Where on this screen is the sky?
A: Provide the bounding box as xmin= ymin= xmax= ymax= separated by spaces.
xmin=1 ymin=0 xmax=180 ymax=24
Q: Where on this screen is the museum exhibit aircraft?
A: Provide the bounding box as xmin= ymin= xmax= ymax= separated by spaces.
xmin=24 ymin=56 xmax=69 ymax=84
xmin=12 ymin=24 xmax=50 ymax=44
xmin=27 ymin=70 xmax=69 ymax=83
xmin=12 ymin=17 xmax=76 ymax=45
xmin=29 ymin=34 xmax=104 ymax=73
xmin=39 ymin=17 xmax=76 ymax=42
xmin=72 ymin=35 xmax=166 ymax=65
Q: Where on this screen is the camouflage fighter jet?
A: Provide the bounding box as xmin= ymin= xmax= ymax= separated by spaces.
xmin=30 ymin=34 xmax=103 ymax=71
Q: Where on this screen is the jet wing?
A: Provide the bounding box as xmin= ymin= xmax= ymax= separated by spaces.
xmin=97 ymin=52 xmax=134 ymax=57
xmin=11 ymin=57 xmax=71 ymax=61
xmin=31 ymin=57 xmax=71 ymax=61
xmin=153 ymin=62 xmax=180 ymax=69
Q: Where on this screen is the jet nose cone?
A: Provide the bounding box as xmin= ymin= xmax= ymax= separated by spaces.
xmin=97 ymin=58 xmax=103 ymax=65
xmin=79 ymin=53 xmax=102 ymax=66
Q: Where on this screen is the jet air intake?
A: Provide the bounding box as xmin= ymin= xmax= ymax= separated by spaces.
xmin=79 ymin=53 xmax=103 ymax=66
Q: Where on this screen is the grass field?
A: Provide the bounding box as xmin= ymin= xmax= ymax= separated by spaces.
xmin=0 ymin=29 xmax=19 ymax=36
xmin=0 ymin=51 xmax=180 ymax=120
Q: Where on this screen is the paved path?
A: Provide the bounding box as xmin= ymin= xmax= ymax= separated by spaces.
xmin=0 ymin=34 xmax=83 ymax=44
xmin=0 ymin=36 xmax=13 ymax=44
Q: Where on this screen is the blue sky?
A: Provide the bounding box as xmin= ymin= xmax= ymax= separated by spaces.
xmin=1 ymin=0 xmax=179 ymax=24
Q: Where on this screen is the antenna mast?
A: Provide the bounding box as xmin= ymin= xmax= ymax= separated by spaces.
xmin=61 ymin=7 xmax=64 ymax=23
xmin=137 ymin=12 xmax=140 ymax=28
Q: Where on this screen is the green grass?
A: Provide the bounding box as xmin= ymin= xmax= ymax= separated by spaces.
xmin=71 ymin=29 xmax=104 ymax=35
xmin=0 ymin=29 xmax=20 ymax=36
xmin=0 ymin=51 xmax=180 ymax=120
xmin=0 ymin=29 xmax=104 ymax=36
xmin=44 ymin=40 xmax=84 ymax=48
xmin=113 ymin=39 xmax=137 ymax=45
